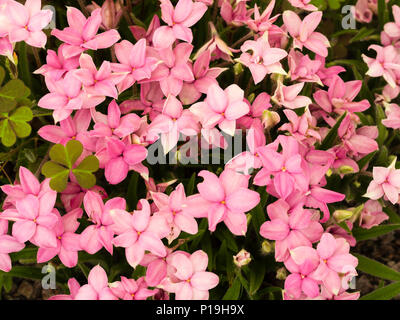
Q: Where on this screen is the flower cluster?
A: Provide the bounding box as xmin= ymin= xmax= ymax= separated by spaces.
xmin=0 ymin=0 xmax=399 ymax=301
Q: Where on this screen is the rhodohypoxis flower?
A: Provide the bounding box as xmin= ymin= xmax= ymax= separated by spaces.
xmin=151 ymin=183 xmax=198 ymax=243
xmin=37 ymin=208 xmax=82 ymax=268
xmin=38 ymin=71 xmax=85 ymax=123
xmin=164 ymin=250 xmax=219 ymax=300
xmin=364 ymin=158 xmax=400 ymax=204
xmin=283 ymin=11 xmax=330 ymax=57
xmin=51 ymin=7 xmax=120 ymax=58
xmin=147 ymin=95 xmax=199 ymax=154
xmin=80 ymin=191 xmax=126 ymax=254
xmin=383 ymin=5 xmax=400 ymax=38
xmin=284 ymin=246 xmax=320 ymax=299
xmin=259 ymin=199 xmax=323 ymax=262
xmin=111 ymin=199 xmax=169 ymax=268
xmin=112 ymin=39 xmax=158 ymax=93
xmin=362 ymin=45 xmax=400 ymax=88
xmin=109 ymin=276 xmax=157 ymax=300
xmin=382 ymin=103 xmax=400 ymax=129
xmin=288 ymin=0 xmax=317 ymax=11
xmin=48 ymin=278 xmax=81 ymax=300
xmin=0 ymin=219 xmax=25 ymax=272
xmin=189 ymin=169 xmax=260 ymax=235
xmin=0 ymin=192 xmax=59 ymax=248
xmin=272 ymin=81 xmax=312 ymax=110
xmin=74 ymin=53 xmax=126 ymax=100
xmin=238 ymin=34 xmax=287 ymax=84
xmin=190 ymin=84 xmax=250 ymax=136
xmin=150 ymin=42 xmax=195 ymax=96
xmin=313 ymin=76 xmax=371 ymax=114
xmin=34 ymin=44 xmax=80 ymax=81
xmin=312 ymin=233 xmax=358 ymax=296
xmin=179 ymin=50 xmax=226 ymax=105
xmin=38 ymin=110 xmax=94 ymax=149
xmin=86 ymin=0 xmax=123 ymax=31
xmin=74 ymin=265 xmax=117 ymax=300
xmin=152 ymin=0 xmax=208 ymax=48
xmin=7 ymin=0 xmax=53 ymax=48
xmin=288 ymin=49 xmax=322 ymax=84
xmin=359 ymin=200 xmax=388 ymax=229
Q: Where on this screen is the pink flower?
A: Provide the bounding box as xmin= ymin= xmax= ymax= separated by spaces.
xmin=238 ymin=35 xmax=287 ymax=84
xmin=1 ymin=192 xmax=59 ymax=248
xmin=51 ymin=7 xmax=120 ymax=58
xmin=0 ymin=36 xmax=14 ymax=63
xmin=111 ymin=39 xmax=158 ymax=93
xmin=80 ymin=191 xmax=126 ymax=254
xmin=382 ymin=103 xmax=400 ymax=129
xmin=259 ymin=199 xmax=323 ymax=262
xmin=288 ymin=0 xmax=317 ymax=11
xmin=284 ymin=246 xmax=320 ymax=299
xmin=60 ymin=183 xmax=107 ymax=212
xmin=189 ymin=169 xmax=260 ymax=235
xmin=364 ymin=158 xmax=400 ymax=204
xmin=0 ymin=219 xmax=25 ymax=272
xmin=34 ymin=44 xmax=80 ymax=81
xmin=74 ymin=265 xmax=117 ymax=300
xmin=130 ymin=15 xmax=160 ymax=44
xmin=164 ymin=250 xmax=219 ymax=300
xmin=86 ymin=0 xmax=123 ymax=31
xmin=74 ymin=53 xmax=127 ymax=100
xmin=190 ymin=84 xmax=250 ymax=136
xmin=313 ymin=75 xmax=370 ymax=114
xmin=151 ymin=183 xmax=198 ymax=243
xmin=38 ymin=71 xmax=85 ymax=123
xmin=312 ymin=233 xmax=358 ymax=296
xmin=7 ymin=0 xmax=53 ymax=48
xmin=149 ymin=42 xmax=195 ymax=96
xmin=288 ymin=49 xmax=323 ymax=84
xmin=38 ymin=110 xmax=94 ymax=149
xmin=110 ymin=276 xmax=157 ymax=300
xmin=110 ymin=199 xmax=169 ymax=268
xmin=48 ymin=278 xmax=81 ymax=300
xmin=362 ymin=45 xmax=400 ymax=88
xmin=179 ymin=50 xmax=226 ymax=105
xmin=272 ymin=81 xmax=312 ymax=109
xmin=152 ymin=0 xmax=208 ymax=48
xmin=383 ymin=5 xmax=400 ymax=38
xmin=283 ymin=10 xmax=330 ymax=57
xmin=37 ymin=208 xmax=82 ymax=268
xmin=359 ymin=200 xmax=389 ymax=229
xmin=147 ymin=95 xmax=199 ymax=154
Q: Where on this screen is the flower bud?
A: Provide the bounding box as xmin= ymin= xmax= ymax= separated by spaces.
xmin=233 ymin=62 xmax=243 ymax=75
xmin=262 ymin=110 xmax=280 ymax=129
xmin=338 ymin=165 xmax=354 ymax=175
xmin=333 ymin=209 xmax=354 ymax=223
xmin=233 ymin=249 xmax=251 ymax=267
xmin=276 ymin=267 xmax=288 ymax=280
xmin=261 ymin=240 xmax=274 ymax=254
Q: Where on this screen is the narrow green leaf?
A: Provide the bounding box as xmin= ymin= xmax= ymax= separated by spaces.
xmin=354 ymin=253 xmax=400 ymax=281
xmin=357 ymin=151 xmax=377 ymax=170
xmin=0 ymin=66 xmax=5 ymax=86
xmin=249 ymin=260 xmax=266 ymax=295
xmin=222 ymin=277 xmax=242 ymax=300
xmin=383 ymin=206 xmax=400 ymax=224
xmin=360 ymin=282 xmax=400 ymax=300
xmin=186 ymin=172 xmax=196 ymax=196
xmin=318 ymin=112 xmax=347 ymax=150
xmin=353 ymin=224 xmax=400 ymax=241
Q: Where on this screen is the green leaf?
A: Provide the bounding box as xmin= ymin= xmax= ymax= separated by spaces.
xmin=318 ymin=112 xmax=347 ymax=150
xmin=360 ymin=282 xmax=400 ymax=300
xmin=355 ymin=254 xmax=400 ymax=281
xmin=0 ymin=79 xmax=30 ymax=113
xmin=72 ymin=170 xmax=96 ymax=189
xmin=249 ymin=260 xmax=266 ymax=296
xmin=0 ymin=119 xmax=16 ymax=147
xmin=349 ymin=27 xmax=375 ymax=43
xmin=357 ymin=151 xmax=377 ymax=170
xmin=186 ymin=172 xmax=196 ymax=196
xmin=353 ymin=224 xmax=400 ymax=241
xmin=11 ymin=120 xmax=31 ymax=138
xmin=49 ymin=170 xmax=69 ymax=192
xmin=0 ymin=66 xmax=5 ymax=86
xmin=9 ymin=106 xmax=33 ymax=122
xmin=222 ymin=277 xmax=242 ymax=300
xmin=66 ymin=139 xmax=83 ymax=166
xmin=0 ymin=266 xmax=45 ymax=281
xmin=383 ymin=206 xmax=400 ymax=224
xmin=378 ymin=0 xmax=386 ymax=30
xmin=74 ymin=155 xmax=99 ymax=172
xmin=49 ymin=144 xmax=70 ymax=168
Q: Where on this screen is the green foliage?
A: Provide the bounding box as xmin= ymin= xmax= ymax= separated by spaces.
xmin=0 ymin=68 xmax=31 ymax=113
xmin=0 ymin=106 xmax=33 ymax=147
xmin=42 ymin=140 xmax=99 ymax=192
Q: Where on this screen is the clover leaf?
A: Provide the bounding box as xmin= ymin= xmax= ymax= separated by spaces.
xmin=0 ymin=106 xmax=33 ymax=147
xmin=0 ymin=78 xmax=31 ymax=113
xmin=42 ymin=140 xmax=99 ymax=192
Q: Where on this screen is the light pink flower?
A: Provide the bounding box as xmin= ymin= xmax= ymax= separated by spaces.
xmin=152 ymin=0 xmax=208 ymax=48
xmin=0 ymin=219 xmax=25 ymax=272
xmin=288 ymin=49 xmax=323 ymax=84
xmin=7 ymin=0 xmax=53 ymax=48
xmin=382 ymin=103 xmax=400 ymax=129
xmin=259 ymin=200 xmax=323 ymax=262
xmin=111 ymin=199 xmax=169 ymax=268
xmin=37 ymin=208 xmax=82 ymax=268
xmin=364 ymin=158 xmax=400 ymax=204
xmin=238 ymin=35 xmax=287 ymax=84
xmin=272 ymin=81 xmax=312 ymax=109
xmin=383 ymin=5 xmax=400 ymax=38
xmin=359 ymin=200 xmax=389 ymax=229
xmin=110 ymin=276 xmax=157 ymax=300
xmin=48 ymin=278 xmax=81 ymax=300
xmin=283 ymin=10 xmax=330 ymax=57
xmin=164 ymin=250 xmax=219 ymax=300
xmin=80 ymin=191 xmax=126 ymax=254
xmin=288 ymin=0 xmax=317 ymax=11
xmin=190 ymin=84 xmax=250 ymax=136
xmin=51 ymin=7 xmax=120 ymax=58
xmin=74 ymin=265 xmax=117 ymax=300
